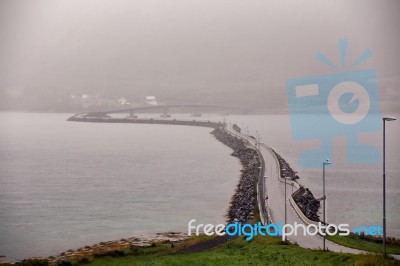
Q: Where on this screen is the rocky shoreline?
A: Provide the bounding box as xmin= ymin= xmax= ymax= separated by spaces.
xmin=211 ymin=126 xmax=260 ymax=224
xmin=4 ymin=233 xmax=186 ymax=266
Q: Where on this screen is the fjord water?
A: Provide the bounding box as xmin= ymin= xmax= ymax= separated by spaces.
xmin=0 ymin=112 xmax=399 ymax=261
xmin=0 ymin=112 xmax=240 ymax=261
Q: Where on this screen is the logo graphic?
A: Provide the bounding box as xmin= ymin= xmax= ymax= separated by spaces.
xmin=286 ymin=39 xmax=381 ymax=168
xmin=188 ymin=219 xmax=383 ymax=241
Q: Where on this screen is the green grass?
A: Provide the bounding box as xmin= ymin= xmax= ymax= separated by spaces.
xmin=326 ymin=234 xmax=400 ymax=255
xmin=81 ymin=235 xmax=399 ymax=266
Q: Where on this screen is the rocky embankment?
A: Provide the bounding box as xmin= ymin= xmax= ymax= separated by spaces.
xmin=270 ymin=149 xmax=299 ymax=181
xmin=292 ymin=187 xmax=320 ymax=222
xmin=270 ymin=148 xmax=320 ymax=222
xmin=211 ymin=127 xmax=260 ymax=223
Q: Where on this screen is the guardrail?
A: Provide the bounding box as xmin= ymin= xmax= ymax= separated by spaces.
xmin=255 ymin=148 xmax=268 ymax=225
xmin=288 ymin=196 xmax=319 ymax=226
xmin=260 ymin=143 xmax=318 ymax=226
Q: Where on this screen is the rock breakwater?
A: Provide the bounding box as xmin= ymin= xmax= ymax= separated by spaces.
xmin=67 ymin=116 xmax=223 ymax=128
xmin=211 ymin=127 xmax=260 ymax=223
xmin=292 ymin=187 xmax=321 ymax=222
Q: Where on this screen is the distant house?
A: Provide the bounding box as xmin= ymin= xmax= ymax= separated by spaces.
xmin=145 ymin=96 xmax=158 ymax=105
xmin=118 ymin=97 xmax=128 ymax=105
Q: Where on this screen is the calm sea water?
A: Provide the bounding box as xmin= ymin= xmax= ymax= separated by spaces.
xmin=0 ymin=112 xmax=399 ymax=261
xmin=0 ymin=112 xmax=240 ymax=261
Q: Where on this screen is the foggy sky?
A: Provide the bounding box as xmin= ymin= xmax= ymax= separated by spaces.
xmin=0 ymin=0 xmax=399 ymax=111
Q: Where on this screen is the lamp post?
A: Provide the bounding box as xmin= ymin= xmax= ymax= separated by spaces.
xmin=284 ymin=175 xmax=287 ymax=240
xmin=322 ymin=159 xmax=331 ymax=251
xmin=255 ymin=132 xmax=262 ymax=152
xmin=256 ymin=130 xmax=259 ymax=149
xmin=382 ymin=116 xmax=396 ymax=256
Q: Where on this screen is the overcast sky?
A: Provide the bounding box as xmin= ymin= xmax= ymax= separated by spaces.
xmin=0 ymin=0 xmax=399 ymax=111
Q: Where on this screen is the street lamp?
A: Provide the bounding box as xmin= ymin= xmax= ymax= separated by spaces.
xmin=382 ymin=116 xmax=396 ymax=256
xmin=256 ymin=130 xmax=258 ymax=148
xmin=284 ymin=175 xmax=288 ymax=242
xmin=283 ymin=172 xmax=290 ymax=241
xmin=322 ymin=159 xmax=331 ymax=251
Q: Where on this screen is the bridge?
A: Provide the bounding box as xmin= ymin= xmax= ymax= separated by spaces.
xmin=82 ymin=104 xmax=251 ymax=118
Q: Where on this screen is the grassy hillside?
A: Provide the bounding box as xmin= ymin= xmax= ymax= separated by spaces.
xmin=80 ymin=236 xmax=398 ymax=266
